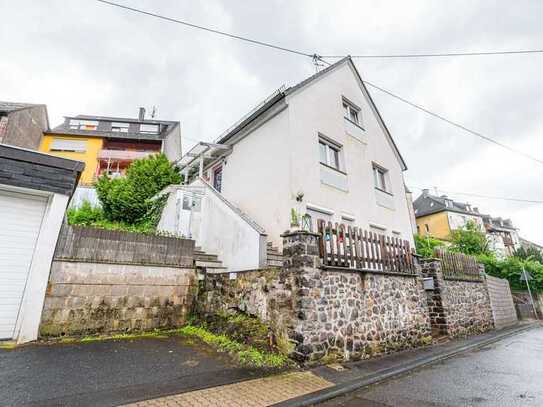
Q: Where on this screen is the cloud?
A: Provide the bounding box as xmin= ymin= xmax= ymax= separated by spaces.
xmin=1 ymin=0 xmax=542 ymax=244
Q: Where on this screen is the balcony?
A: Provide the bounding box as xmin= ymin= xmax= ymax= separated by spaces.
xmin=97 ymin=149 xmax=156 ymax=161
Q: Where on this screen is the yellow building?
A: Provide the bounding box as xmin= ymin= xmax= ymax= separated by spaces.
xmin=39 ymin=111 xmax=181 ymax=186
xmin=413 ymin=189 xmax=485 ymax=240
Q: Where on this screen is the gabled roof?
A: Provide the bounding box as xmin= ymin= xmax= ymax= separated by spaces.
xmin=213 ymin=57 xmax=408 ymax=170
xmin=413 ymin=192 xmax=483 ymax=218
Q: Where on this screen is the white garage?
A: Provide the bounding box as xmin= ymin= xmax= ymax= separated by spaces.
xmin=0 ymin=144 xmax=83 ymax=343
xmin=0 ymin=191 xmax=48 ymax=339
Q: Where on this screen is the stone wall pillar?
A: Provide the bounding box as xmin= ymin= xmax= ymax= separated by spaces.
xmin=419 ymin=258 xmax=449 ymax=337
xmin=281 ymin=230 xmax=322 ymax=362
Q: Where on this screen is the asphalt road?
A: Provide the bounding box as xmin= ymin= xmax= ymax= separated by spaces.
xmin=0 ymin=336 xmax=261 ymax=407
xmin=318 ymin=327 xmax=543 ymax=407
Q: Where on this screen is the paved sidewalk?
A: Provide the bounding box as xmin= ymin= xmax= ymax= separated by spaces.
xmin=124 ymin=372 xmax=333 ymax=407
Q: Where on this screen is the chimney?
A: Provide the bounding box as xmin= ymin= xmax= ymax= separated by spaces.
xmin=473 ymin=207 xmax=479 ymax=213
xmin=138 ymin=107 xmax=146 ymax=121
xmin=422 ymin=188 xmax=429 ymax=196
xmin=440 ymin=194 xmax=448 ymax=199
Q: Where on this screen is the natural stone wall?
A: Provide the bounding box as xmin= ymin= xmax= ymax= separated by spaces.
xmin=197 ymin=268 xmax=299 ymax=355
xmin=486 ymin=275 xmax=517 ymax=329
xmin=199 ymin=231 xmax=432 ymax=363
xmin=421 ymin=259 xmax=494 ymax=338
xmin=296 ymin=268 xmax=432 ymax=362
xmin=40 ymin=260 xmax=197 ymax=337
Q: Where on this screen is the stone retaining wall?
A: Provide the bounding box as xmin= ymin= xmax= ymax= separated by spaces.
xmin=421 ymin=259 xmax=494 ymax=338
xmin=200 ymin=231 xmax=432 ymax=363
xmin=486 ymin=275 xmax=517 ymax=329
xmin=40 ymin=260 xmax=197 ymax=337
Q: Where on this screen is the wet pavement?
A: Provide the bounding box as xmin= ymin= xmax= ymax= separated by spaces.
xmin=0 ymin=336 xmax=261 ymax=406
xmin=318 ymin=326 xmax=543 ymax=406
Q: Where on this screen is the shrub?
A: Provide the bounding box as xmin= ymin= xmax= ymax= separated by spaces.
xmin=96 ymin=153 xmax=180 ymax=224
xmin=414 ymin=234 xmax=444 ymax=258
xmin=478 ymin=254 xmax=543 ymax=292
xmin=449 ymin=220 xmax=491 ymax=256
xmin=67 ymin=200 xmax=104 ymax=226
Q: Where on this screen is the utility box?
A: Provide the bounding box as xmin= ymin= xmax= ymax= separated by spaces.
xmin=423 ymin=277 xmax=435 ymax=291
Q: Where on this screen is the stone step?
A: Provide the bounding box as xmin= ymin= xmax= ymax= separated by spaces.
xmin=195 ymin=259 xmax=226 ymax=269
xmin=195 ymin=253 xmax=219 ymax=262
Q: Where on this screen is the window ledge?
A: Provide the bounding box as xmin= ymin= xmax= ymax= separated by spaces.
xmin=320 ymin=161 xmax=347 ymax=176
xmin=344 ymin=117 xmax=365 ymax=131
xmin=375 ymin=187 xmax=393 ymax=196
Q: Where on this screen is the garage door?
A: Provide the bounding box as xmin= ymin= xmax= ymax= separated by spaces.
xmin=0 ymin=190 xmax=47 ymax=340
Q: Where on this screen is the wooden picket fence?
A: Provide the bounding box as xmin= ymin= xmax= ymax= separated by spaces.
xmin=434 ymin=248 xmax=482 ymax=281
xmin=316 ymin=220 xmax=416 ymax=274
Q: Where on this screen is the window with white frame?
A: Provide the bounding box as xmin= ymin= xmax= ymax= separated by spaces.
xmin=373 ymin=163 xmax=389 ymax=193
xmin=111 ymin=122 xmax=130 ymax=133
xmin=50 ymin=138 xmax=87 ymax=152
xmin=319 ymin=136 xmax=342 ymax=171
xmin=140 ymin=124 xmax=159 ymax=134
xmin=342 ymin=98 xmax=361 ymax=125
xmin=69 ymin=119 xmax=98 ymax=131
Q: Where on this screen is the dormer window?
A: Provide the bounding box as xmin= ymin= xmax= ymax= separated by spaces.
xmin=140 ymin=124 xmax=159 ymax=134
xmin=342 ymin=98 xmax=361 ymax=125
xmin=69 ymin=119 xmax=98 ymax=130
xmin=111 ymin=122 xmax=130 ymax=133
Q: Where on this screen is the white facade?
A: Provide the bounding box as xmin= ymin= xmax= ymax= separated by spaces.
xmin=199 ymin=60 xmax=414 ymax=248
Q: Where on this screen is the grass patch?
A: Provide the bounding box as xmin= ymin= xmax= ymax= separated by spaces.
xmin=176 ymin=325 xmax=292 ymax=369
xmin=0 ymin=341 xmax=17 ymax=350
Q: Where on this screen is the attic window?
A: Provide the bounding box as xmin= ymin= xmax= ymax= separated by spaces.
xmin=69 ymin=119 xmax=98 ymax=130
xmin=140 ymin=124 xmax=159 ymax=134
xmin=342 ymin=98 xmax=361 ymax=125
xmin=111 ymin=122 xmax=130 ymax=133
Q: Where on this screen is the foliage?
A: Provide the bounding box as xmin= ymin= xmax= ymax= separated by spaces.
xmin=177 ymin=325 xmax=291 ymax=369
xmin=449 ymin=220 xmax=491 ymax=256
xmin=96 ymin=153 xmax=180 ymax=224
xmin=478 ymin=254 xmax=543 ymax=292
xmin=66 ymin=200 xmax=104 ymax=226
xmin=67 ymin=197 xmax=168 ymax=234
xmin=414 ymin=234 xmax=444 ymax=258
xmin=199 ymin=312 xmax=271 ymax=352
xmin=513 ymin=246 xmax=543 ymax=264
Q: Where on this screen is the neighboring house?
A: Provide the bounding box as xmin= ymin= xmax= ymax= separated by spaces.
xmin=39 ymin=108 xmax=182 ymax=186
xmin=413 ymin=189 xmax=484 ymax=240
xmin=0 ymin=101 xmax=49 ymax=150
xmin=160 ymin=57 xmax=415 ymax=271
xmin=482 ymin=215 xmax=520 ymax=259
xmin=0 ymin=144 xmax=83 ymax=343
xmin=519 ymin=237 xmax=543 ymax=254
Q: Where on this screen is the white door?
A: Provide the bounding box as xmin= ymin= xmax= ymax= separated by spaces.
xmin=0 ymin=190 xmax=47 ymax=339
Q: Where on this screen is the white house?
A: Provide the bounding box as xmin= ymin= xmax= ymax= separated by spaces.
xmin=159 ymin=57 xmax=416 ymax=271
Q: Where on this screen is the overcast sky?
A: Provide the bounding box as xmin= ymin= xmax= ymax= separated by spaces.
xmin=2 ymin=0 xmax=542 ymax=244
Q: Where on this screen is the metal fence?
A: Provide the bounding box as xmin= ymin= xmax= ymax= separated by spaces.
xmin=54 ymin=225 xmax=194 ymax=267
xmin=434 ymin=248 xmax=483 ymax=281
xmin=316 ymin=220 xmax=416 ymax=275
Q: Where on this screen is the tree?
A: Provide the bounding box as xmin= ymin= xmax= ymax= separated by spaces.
xmin=514 ymin=246 xmax=543 ymax=264
xmin=449 ymin=220 xmax=490 ymax=256
xmin=96 ymin=153 xmax=181 ymax=224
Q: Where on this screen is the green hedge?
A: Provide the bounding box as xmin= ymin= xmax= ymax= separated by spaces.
xmin=478 ymin=254 xmax=543 ymax=292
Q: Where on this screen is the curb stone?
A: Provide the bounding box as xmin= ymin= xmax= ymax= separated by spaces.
xmin=274 ymin=323 xmax=538 ymax=407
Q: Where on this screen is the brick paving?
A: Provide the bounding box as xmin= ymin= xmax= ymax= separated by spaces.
xmin=124 ymin=371 xmax=333 ymax=407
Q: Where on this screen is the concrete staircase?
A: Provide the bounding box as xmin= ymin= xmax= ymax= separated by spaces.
xmin=266 ymin=242 xmax=284 ymax=268
xmin=194 ymin=246 xmax=227 ymax=273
